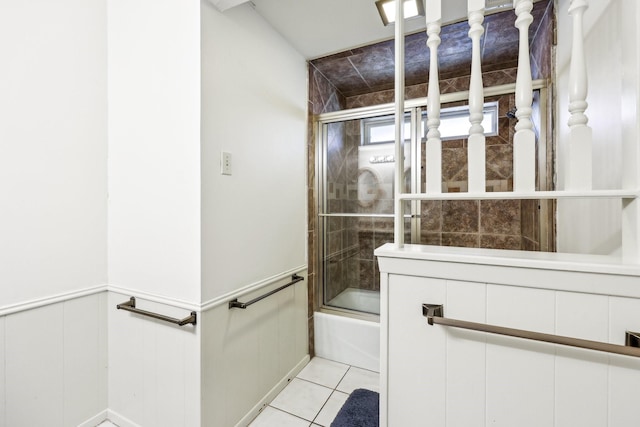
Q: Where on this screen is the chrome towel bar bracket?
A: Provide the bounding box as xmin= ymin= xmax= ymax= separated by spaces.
xmin=423 ymin=303 xmax=640 ymax=358
xmin=117 ymin=297 xmax=197 ymax=326
xmin=229 ymin=274 xmax=305 ymax=309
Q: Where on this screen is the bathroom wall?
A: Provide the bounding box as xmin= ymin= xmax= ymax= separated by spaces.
xmin=0 ymin=0 xmax=108 ymax=425
xmin=200 ymin=2 xmax=309 ymax=426
xmin=107 ymin=1 xmax=203 ymax=425
xmin=108 ymin=0 xmax=202 ymax=303
xmin=200 ymin=2 xmax=307 ymax=303
xmin=418 ymin=92 xmax=540 ymax=250
xmin=0 ymin=0 xmax=107 ymax=307
xmin=1 ymin=0 xmax=308 ymax=425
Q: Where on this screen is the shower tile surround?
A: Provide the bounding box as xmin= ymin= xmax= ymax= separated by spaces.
xmin=308 ymin=1 xmax=554 ymax=354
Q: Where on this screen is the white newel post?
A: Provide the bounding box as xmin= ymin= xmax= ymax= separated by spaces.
xmin=425 ymin=0 xmax=442 ymax=194
xmin=467 ymin=0 xmax=486 ymax=193
xmin=513 ymin=0 xmax=536 ymax=192
xmin=566 ymin=0 xmax=593 ymax=191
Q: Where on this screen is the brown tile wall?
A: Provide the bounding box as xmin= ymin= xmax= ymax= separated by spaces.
xmin=417 ymin=91 xmax=540 ymax=250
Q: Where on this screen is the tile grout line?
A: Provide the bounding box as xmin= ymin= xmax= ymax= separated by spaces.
xmin=254 ymin=358 xmax=381 ymax=426
xmin=297 ymin=365 xmax=351 ymax=426
xmin=272 ymin=362 xmax=353 ymax=426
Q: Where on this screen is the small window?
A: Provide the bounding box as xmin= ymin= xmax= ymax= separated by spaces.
xmin=362 ymin=114 xmax=412 ymax=145
xmin=362 ymin=102 xmax=498 ymax=145
xmin=433 ymin=102 xmax=498 ymax=140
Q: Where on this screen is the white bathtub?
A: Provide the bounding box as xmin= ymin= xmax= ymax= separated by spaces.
xmin=314 ymin=288 xmax=380 ymax=372
xmin=327 ymin=287 xmax=380 ymax=315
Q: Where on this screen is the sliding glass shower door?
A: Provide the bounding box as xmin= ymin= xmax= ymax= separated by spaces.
xmin=318 ymin=110 xmax=419 ymax=316
xmin=317 ymin=89 xmax=551 ymax=316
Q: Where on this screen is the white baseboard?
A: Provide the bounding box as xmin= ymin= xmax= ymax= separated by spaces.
xmin=77 ymin=356 xmax=311 ymax=427
xmin=106 ymin=409 xmax=143 ymax=427
xmin=234 ymin=354 xmax=311 ymax=427
xmin=78 ymin=409 xmax=108 ymax=427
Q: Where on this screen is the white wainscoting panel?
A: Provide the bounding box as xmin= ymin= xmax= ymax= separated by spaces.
xmin=555 ymin=291 xmax=608 ymax=427
xmin=6 ymin=303 xmax=64 ymax=426
xmin=387 ymin=275 xmax=446 ymax=427
xmin=445 ymin=280 xmax=486 ymax=427
xmin=608 ymin=296 xmax=640 ymax=426
xmin=486 ymin=285 xmax=556 ymax=427
xmin=63 ymin=293 xmax=108 ymax=426
xmin=108 ymin=291 xmax=200 ymax=427
xmin=201 ymin=271 xmax=308 ymax=427
xmin=3 ymin=293 xmax=107 ymax=427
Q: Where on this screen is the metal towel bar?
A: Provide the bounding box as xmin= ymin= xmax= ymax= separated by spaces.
xmin=423 ymin=304 xmax=640 ymax=358
xmin=117 ymin=297 xmax=197 ymax=326
xmin=229 ymin=274 xmax=304 ymax=309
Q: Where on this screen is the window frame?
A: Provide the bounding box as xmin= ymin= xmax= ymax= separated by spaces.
xmin=361 ymin=101 xmax=499 ymax=145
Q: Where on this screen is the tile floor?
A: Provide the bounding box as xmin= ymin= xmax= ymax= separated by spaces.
xmin=249 ymin=357 xmax=380 ymax=427
xmin=96 ymin=357 xmax=379 ymax=427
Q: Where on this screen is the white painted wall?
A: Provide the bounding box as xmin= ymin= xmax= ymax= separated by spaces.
xmin=0 ymin=0 xmax=107 ymax=307
xmin=556 ymin=0 xmax=640 ymax=254
xmin=200 ymin=1 xmax=308 ymax=302
xmin=1 ymin=0 xmax=308 ymax=424
xmin=0 ymin=1 xmax=108 ymax=423
xmin=107 ymin=0 xmax=202 ymax=303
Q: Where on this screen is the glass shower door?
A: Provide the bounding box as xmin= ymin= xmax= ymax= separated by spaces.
xmin=319 ymin=111 xmax=418 ymax=315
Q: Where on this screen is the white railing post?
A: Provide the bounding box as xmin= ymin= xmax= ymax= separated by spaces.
xmin=566 ymin=0 xmax=593 ymax=191
xmin=467 ymin=0 xmax=486 ymax=193
xmin=425 ymin=0 xmax=442 ymax=194
xmin=393 ymin=0 xmax=406 ymax=246
xmin=513 ymin=0 xmax=536 ymax=192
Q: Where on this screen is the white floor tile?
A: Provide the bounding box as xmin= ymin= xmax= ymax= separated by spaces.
xmin=336 ymin=367 xmax=380 ymax=394
xmin=270 ymin=378 xmax=333 ymax=422
xmin=313 ymin=390 xmax=349 ymax=427
xmin=249 ymin=406 xmax=311 ymax=427
xmin=98 ymin=422 xmax=117 ymax=427
xmin=297 ymin=357 xmax=349 ymax=389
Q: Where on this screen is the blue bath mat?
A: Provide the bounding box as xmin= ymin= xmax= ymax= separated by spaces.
xmin=331 ymin=388 xmax=379 ymax=427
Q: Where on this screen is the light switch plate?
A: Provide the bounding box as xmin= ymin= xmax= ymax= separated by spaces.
xmin=221 ymin=151 xmax=232 ymax=175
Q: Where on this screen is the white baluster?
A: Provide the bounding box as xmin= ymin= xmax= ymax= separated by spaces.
xmin=566 ymin=0 xmax=592 ymax=190
xmin=467 ymin=0 xmax=486 ymax=193
xmin=513 ymin=0 xmax=536 ymax=192
xmin=393 ymin=0 xmax=406 ymax=246
xmin=425 ymin=0 xmax=442 ymax=194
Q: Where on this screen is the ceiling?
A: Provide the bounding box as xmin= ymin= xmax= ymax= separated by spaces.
xmin=307 ymin=1 xmax=551 ymax=97
xmin=216 ymin=0 xmax=552 ymax=98
xmin=250 ymin=0 xmax=517 ymax=60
